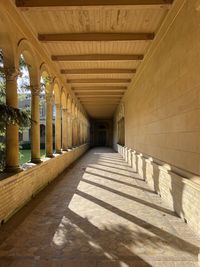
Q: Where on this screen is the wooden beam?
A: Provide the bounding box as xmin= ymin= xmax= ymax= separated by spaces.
xmin=75 ymin=92 xmax=124 ymax=96
xmin=83 ymin=103 xmax=118 ymax=105
xmin=16 ymin=0 xmax=174 ymax=7
xmin=72 ymin=86 xmax=127 ymax=90
xmin=61 ymin=69 xmax=136 ymax=74
xmin=74 ymin=89 xmax=126 ymax=93
xmin=80 ymin=99 xmax=121 ymax=104
xmin=67 ymin=79 xmax=131 ymax=83
xmin=81 ymin=101 xmax=120 ymax=104
xmin=78 ymin=97 xmax=122 ymax=100
xmin=52 ymin=54 xmax=144 ymax=61
xmin=39 ymin=32 xmax=154 ymax=42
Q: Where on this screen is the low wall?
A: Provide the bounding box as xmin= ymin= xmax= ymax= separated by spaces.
xmin=117 ymin=144 xmax=200 ymax=236
xmin=0 ymin=144 xmax=89 ymax=225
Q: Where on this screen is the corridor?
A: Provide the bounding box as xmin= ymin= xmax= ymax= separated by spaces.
xmin=0 ymin=148 xmax=199 ymax=267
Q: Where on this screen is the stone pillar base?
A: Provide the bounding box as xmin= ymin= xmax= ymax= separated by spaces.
xmin=4 ymin=165 xmax=23 ymax=173
xmin=31 ymin=158 xmax=42 ymax=164
xmin=46 ymin=153 xmax=54 ymax=158
xmin=56 ymin=150 xmax=62 ymax=154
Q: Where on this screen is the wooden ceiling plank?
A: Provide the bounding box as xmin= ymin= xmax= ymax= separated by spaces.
xmin=77 ymin=97 xmax=122 ymax=100
xmin=61 ymin=69 xmax=136 ymax=74
xmin=16 ymin=0 xmax=174 ymax=7
xmin=72 ymin=86 xmax=127 ymax=90
xmin=52 ymin=54 xmax=144 ymax=61
xmin=67 ymin=78 xmax=131 ymax=83
xmin=75 ymin=92 xmax=124 ymax=95
xmin=38 ymin=32 xmax=154 ymax=42
xmin=74 ymin=90 xmax=126 ymax=93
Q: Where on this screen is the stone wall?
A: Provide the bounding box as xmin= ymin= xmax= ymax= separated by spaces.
xmin=0 ymin=144 xmax=89 ymax=225
xmin=116 ymin=0 xmax=200 ymax=176
xmin=117 ymin=145 xmax=200 ymax=236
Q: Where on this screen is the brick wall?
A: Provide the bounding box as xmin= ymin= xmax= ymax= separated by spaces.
xmin=0 ymin=145 xmax=89 ymax=224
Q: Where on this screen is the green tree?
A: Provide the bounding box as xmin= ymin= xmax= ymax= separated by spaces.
xmin=0 ymin=51 xmax=31 ymax=171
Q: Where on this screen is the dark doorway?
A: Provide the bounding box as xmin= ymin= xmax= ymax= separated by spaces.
xmin=97 ymin=130 xmax=107 ymax=146
xmin=90 ymin=119 xmax=113 ymax=147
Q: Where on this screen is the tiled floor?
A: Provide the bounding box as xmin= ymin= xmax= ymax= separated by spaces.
xmin=0 ymin=148 xmax=200 ymax=267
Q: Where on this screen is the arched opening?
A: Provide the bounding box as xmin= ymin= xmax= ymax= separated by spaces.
xmin=0 ymin=48 xmax=6 ymax=171
xmin=40 ymin=70 xmax=51 ymax=157
xmin=61 ymin=90 xmax=67 ymax=151
xmin=0 ymin=12 xmax=27 ymax=172
xmin=40 ymin=124 xmax=45 ymax=147
xmin=67 ymin=95 xmax=72 ymax=149
xmin=52 ymin=82 xmax=61 ymax=153
xmin=17 ymin=54 xmax=32 ymax=164
xmin=117 ymin=104 xmax=125 ymax=146
xmin=16 ymin=40 xmax=41 ymax=164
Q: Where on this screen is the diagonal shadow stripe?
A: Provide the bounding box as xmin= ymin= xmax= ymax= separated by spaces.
xmin=81 ymin=178 xmax=176 ymax=216
xmin=76 ymin=190 xmax=199 ymax=257
xmin=84 ymin=170 xmax=154 ymax=194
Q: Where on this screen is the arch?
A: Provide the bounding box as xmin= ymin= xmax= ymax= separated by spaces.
xmin=52 ymin=82 xmax=61 ymax=105
xmin=71 ymin=100 xmax=75 ymax=117
xmin=16 ymin=39 xmax=39 ymax=86
xmin=74 ymin=105 xmax=76 ymax=117
xmin=40 ymin=63 xmax=53 ymax=95
xmin=61 ymin=89 xmax=67 ymax=109
xmin=0 ymin=9 xmax=16 ymax=68
xmin=67 ymin=95 xmax=72 ymax=113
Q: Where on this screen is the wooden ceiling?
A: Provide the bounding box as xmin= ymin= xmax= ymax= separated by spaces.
xmin=16 ymin=0 xmax=174 ymax=118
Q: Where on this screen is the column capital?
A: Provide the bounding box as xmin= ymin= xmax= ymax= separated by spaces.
xmin=55 ymin=103 xmax=61 ymax=109
xmin=31 ymin=85 xmax=40 ymax=96
xmin=46 ymin=93 xmax=53 ymax=103
xmin=5 ymin=67 xmax=19 ymax=81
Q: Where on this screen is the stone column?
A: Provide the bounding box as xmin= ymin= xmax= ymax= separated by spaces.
xmin=80 ymin=122 xmax=82 ymax=145
xmin=76 ymin=120 xmax=79 ymax=146
xmin=5 ymin=68 xmax=21 ymax=172
xmin=46 ymin=93 xmax=53 ymax=157
xmin=62 ymin=108 xmax=68 ymax=151
xmin=67 ymin=113 xmax=72 ymax=149
xmin=31 ymin=85 xmax=41 ymax=163
xmin=72 ymin=118 xmax=75 ymax=147
xmin=84 ymin=124 xmax=86 ymax=143
xmin=55 ymin=103 xmax=62 ymax=153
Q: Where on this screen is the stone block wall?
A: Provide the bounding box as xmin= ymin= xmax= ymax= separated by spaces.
xmin=0 ymin=144 xmax=88 ymax=225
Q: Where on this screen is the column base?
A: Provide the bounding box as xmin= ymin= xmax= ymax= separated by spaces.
xmin=46 ymin=153 xmax=55 ymax=158
xmin=31 ymin=158 xmax=42 ymax=164
xmin=56 ymin=150 xmax=62 ymax=154
xmin=4 ymin=165 xmax=23 ymax=173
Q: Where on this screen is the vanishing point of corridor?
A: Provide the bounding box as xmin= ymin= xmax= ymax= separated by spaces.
xmin=0 ymin=148 xmax=199 ymax=267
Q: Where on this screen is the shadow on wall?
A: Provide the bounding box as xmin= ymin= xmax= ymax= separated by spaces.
xmin=118 ymin=145 xmax=191 ymax=232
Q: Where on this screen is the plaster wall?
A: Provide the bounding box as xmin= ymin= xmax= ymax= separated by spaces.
xmin=114 ymin=0 xmax=200 ymax=235
xmin=115 ymin=0 xmax=200 ymax=176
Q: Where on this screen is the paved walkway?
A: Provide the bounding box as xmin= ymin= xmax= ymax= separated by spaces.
xmin=0 ymin=148 xmax=200 ymax=267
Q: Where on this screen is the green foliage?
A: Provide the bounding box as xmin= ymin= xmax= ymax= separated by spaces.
xmin=0 ymin=51 xmax=32 ymax=171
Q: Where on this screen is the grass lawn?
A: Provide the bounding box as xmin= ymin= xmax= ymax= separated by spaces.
xmin=20 ymin=149 xmax=46 ymax=165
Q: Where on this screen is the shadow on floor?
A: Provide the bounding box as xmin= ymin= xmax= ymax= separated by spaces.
xmin=0 ymin=148 xmax=199 ymax=267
